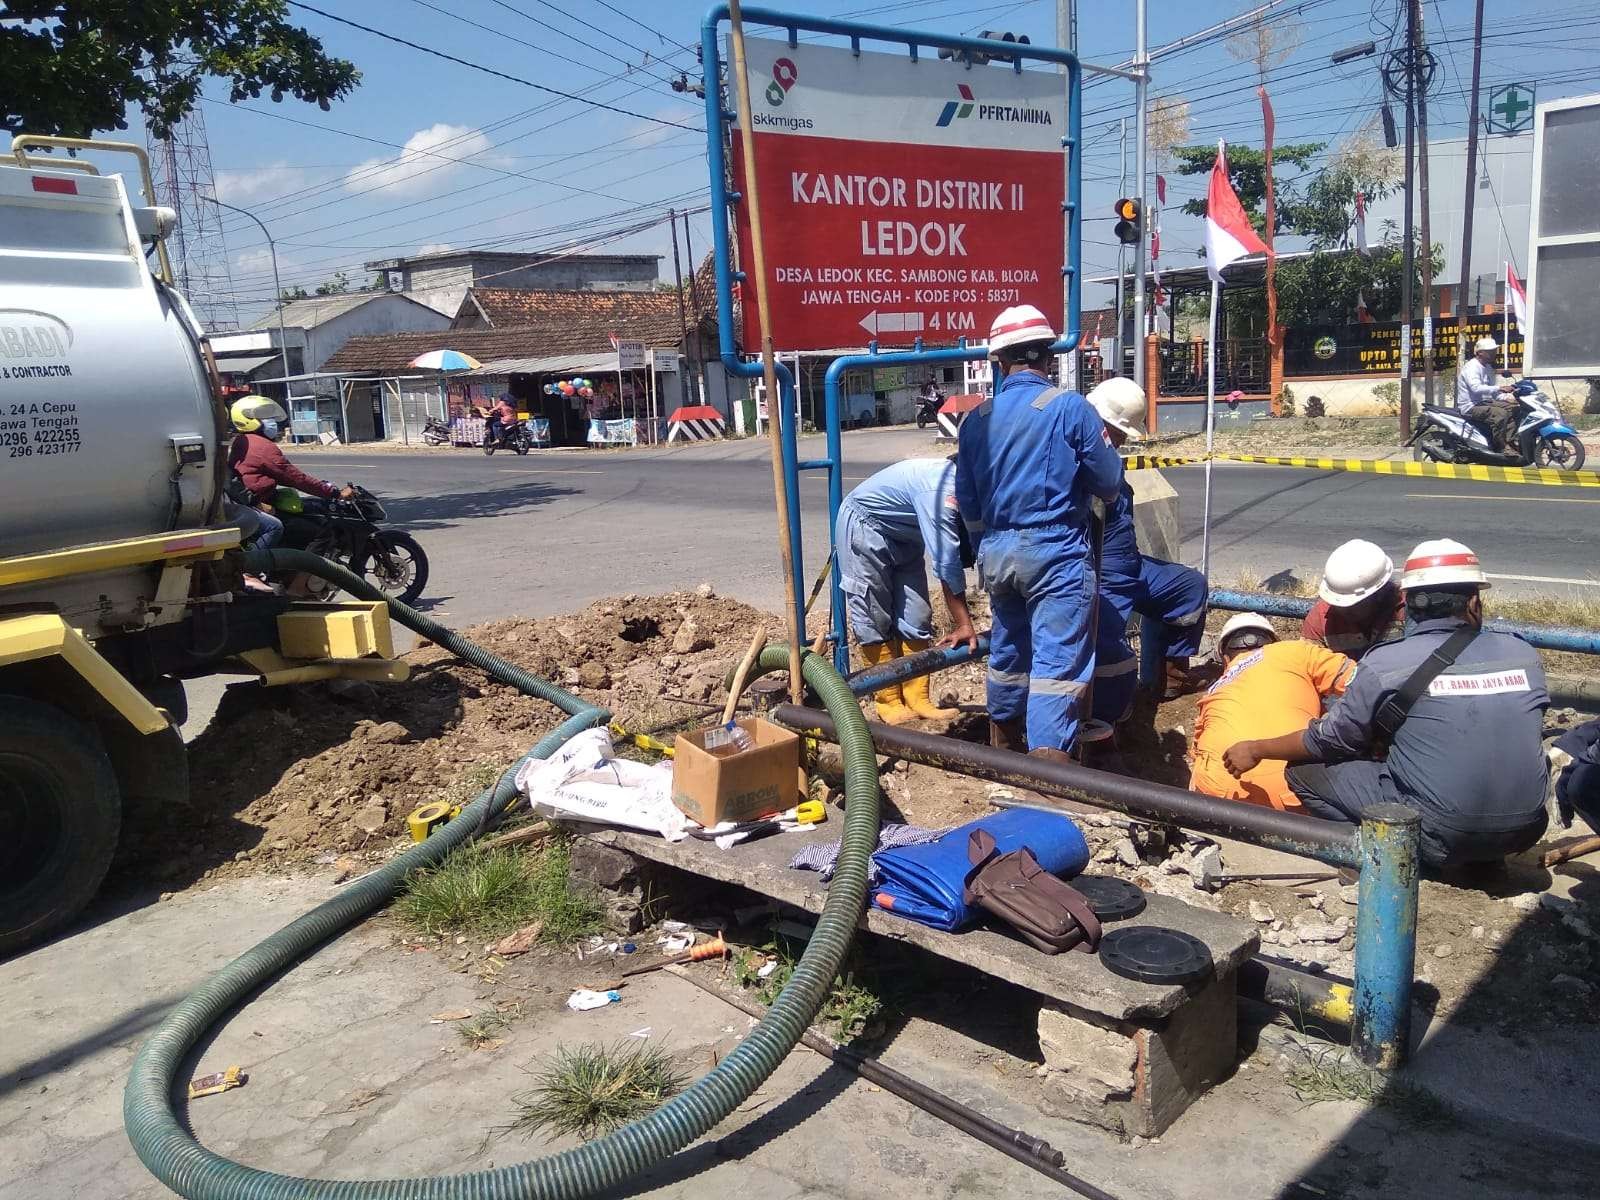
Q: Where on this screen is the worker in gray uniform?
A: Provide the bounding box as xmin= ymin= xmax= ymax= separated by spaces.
xmin=1222 ymin=538 xmax=1548 ymax=868
xmin=835 ymin=456 xmax=976 ymax=725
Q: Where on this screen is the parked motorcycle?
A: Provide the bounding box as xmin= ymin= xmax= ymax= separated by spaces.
xmin=272 ymin=484 xmax=430 ymax=604
xmin=482 ymin=420 xmax=533 ymax=456
xmin=422 ymin=416 xmax=451 ymax=446
xmin=1408 ymin=379 xmax=1586 ymax=471
xmin=915 ymin=387 xmax=946 ymax=430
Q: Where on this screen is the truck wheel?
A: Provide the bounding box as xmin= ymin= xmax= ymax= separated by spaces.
xmin=0 ymin=697 xmax=121 ymax=956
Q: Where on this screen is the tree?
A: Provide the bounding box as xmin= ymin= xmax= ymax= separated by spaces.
xmin=1170 ymin=142 xmax=1326 ymax=236
xmin=1 ymin=1 xmax=359 ymax=140
xmin=279 ymin=285 xmax=309 ymax=302
xmin=1264 ymin=227 xmax=1443 ymax=328
xmin=314 ymin=271 xmax=351 ymax=296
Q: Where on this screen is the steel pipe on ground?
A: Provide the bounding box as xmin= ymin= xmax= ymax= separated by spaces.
xmin=1210 ymin=589 xmax=1600 ymax=657
xmin=772 ymin=704 xmax=1360 ymax=866
xmin=845 ymin=635 xmax=991 ymax=697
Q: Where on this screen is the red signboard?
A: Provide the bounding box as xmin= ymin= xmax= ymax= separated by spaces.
xmin=730 ymin=38 xmax=1066 ymax=352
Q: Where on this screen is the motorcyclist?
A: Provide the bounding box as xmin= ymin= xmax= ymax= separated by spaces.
xmin=1456 ymin=336 xmax=1518 ymax=451
xmin=486 ymin=392 xmax=520 ymax=447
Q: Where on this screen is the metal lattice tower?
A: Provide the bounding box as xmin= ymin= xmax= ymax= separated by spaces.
xmin=147 ymin=105 xmax=241 ymax=331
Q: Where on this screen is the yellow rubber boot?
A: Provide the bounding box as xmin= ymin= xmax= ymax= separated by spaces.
xmin=860 ymin=641 xmax=916 ymax=725
xmin=899 ymin=638 xmax=960 ymax=719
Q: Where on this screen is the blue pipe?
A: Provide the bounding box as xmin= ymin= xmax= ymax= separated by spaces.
xmin=1351 ymin=803 xmax=1421 ymax=1070
xmin=701 ymin=5 xmax=1085 ymax=677
xmin=846 ymin=634 xmax=991 ymax=696
xmin=1210 ymin=588 xmax=1600 ymax=656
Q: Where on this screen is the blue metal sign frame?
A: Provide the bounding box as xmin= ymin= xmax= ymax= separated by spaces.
xmin=699 ymin=5 xmax=1083 ymax=673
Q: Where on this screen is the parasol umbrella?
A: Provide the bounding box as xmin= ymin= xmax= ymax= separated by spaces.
xmin=407 ymin=349 xmax=482 ymax=371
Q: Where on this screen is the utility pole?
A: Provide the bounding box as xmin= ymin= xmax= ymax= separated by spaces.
xmin=1411 ymin=0 xmax=1435 ymax=407
xmin=1058 ymin=0 xmax=1078 ymax=389
xmin=1396 ymin=26 xmax=1416 ymax=433
xmin=1115 ymin=118 xmax=1128 ymax=376
xmin=681 ymin=215 xmax=705 ymax=406
xmin=668 ymin=207 xmax=692 ymax=409
xmin=203 ymin=195 xmax=290 ymax=386
xmin=1132 ymin=0 xmax=1149 ymax=389
xmin=1456 ymin=0 xmax=1486 ymax=361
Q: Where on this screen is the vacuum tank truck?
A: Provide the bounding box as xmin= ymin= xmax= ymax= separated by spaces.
xmin=0 ymin=137 xmax=405 ymax=953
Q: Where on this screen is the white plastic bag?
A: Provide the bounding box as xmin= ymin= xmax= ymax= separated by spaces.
xmin=515 ymin=728 xmax=691 ymax=841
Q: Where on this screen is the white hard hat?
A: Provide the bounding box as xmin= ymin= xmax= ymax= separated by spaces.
xmin=1318 ymin=539 xmax=1394 ymax=607
xmin=1217 ymin=612 xmax=1278 ymax=651
xmin=1087 ymin=377 xmax=1147 ymax=439
xmin=987 ymin=304 xmax=1057 ymax=358
xmin=1475 ymin=336 xmax=1498 ymax=353
xmin=1399 ymin=538 xmax=1491 ymax=590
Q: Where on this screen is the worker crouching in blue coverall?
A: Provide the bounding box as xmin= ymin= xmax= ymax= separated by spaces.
xmin=836 ymin=457 xmax=978 ymax=724
xmin=956 ymin=305 xmax=1123 ymax=760
xmin=1085 ymin=378 xmax=1215 ymax=703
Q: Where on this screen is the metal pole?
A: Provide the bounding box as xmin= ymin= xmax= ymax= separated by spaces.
xmin=1399 ymin=39 xmax=1417 ymax=436
xmin=1456 ymin=0 xmax=1486 ymax=356
xmin=1351 ymin=803 xmax=1420 ymax=1069
xmin=669 ymin=209 xmax=693 ymax=410
xmin=1058 ymin=0 xmax=1078 ymax=391
xmin=1412 ymin=0 xmax=1435 ymax=407
xmin=1201 ymin=273 xmax=1219 ymax=580
xmin=203 ymin=195 xmax=291 ymax=388
xmin=1131 ymin=0 xmax=1149 ymax=388
xmin=1115 ymin=118 xmax=1128 ymax=376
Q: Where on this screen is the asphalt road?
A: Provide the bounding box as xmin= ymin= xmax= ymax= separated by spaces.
xmin=303 ymin=429 xmax=1597 ymax=630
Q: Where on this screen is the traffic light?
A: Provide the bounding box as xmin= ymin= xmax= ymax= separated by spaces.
xmin=1113 ymin=197 xmax=1143 ymax=245
xmin=938 ymin=29 xmax=1030 ymax=66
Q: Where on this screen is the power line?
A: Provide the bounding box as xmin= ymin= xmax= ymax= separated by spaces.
xmin=286 ymin=2 xmax=699 ymax=131
xmin=475 ymin=0 xmax=697 ymax=96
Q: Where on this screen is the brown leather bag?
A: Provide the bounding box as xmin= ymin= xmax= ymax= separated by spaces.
xmin=963 ymin=829 xmax=1103 ymax=955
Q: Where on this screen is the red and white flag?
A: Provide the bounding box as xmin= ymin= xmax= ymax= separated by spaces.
xmin=1354 ymin=191 xmax=1369 ymax=255
xmin=1205 ymin=141 xmax=1270 ymax=284
xmin=1506 ymin=263 xmax=1529 ymax=329
xmin=1355 ymin=290 xmax=1374 ymax=324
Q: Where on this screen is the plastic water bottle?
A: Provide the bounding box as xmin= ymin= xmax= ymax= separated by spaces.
xmin=704 ymin=721 xmax=755 ymax=756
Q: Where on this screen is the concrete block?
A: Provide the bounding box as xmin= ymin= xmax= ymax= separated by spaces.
xmin=1038 ymin=1006 xmax=1137 ymax=1098
xmin=1127 ymin=468 xmax=1179 ymax=563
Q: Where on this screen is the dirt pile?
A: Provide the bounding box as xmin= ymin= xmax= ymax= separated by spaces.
xmin=115 ymin=589 xmax=782 ymax=894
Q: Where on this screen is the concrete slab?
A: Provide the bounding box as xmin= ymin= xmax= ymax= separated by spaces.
xmin=582 ymin=824 xmax=1258 ymax=1023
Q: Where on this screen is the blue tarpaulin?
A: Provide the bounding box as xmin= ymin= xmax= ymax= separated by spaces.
xmin=870 ymin=808 xmax=1089 ymax=931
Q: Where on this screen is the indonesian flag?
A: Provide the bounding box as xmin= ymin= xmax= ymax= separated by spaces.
xmin=1355 ymin=290 xmax=1374 ymax=324
xmin=1156 ymin=173 xmax=1167 ymax=206
xmin=1507 ymin=263 xmax=1529 ymax=329
xmin=1354 ymin=191 xmax=1369 ymax=255
xmin=1205 ymin=141 xmax=1270 ymax=284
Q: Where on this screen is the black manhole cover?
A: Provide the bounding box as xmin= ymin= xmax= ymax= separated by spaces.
xmin=1070 ymin=874 xmax=1147 ymax=921
xmin=1099 ymin=926 xmax=1213 ymax=985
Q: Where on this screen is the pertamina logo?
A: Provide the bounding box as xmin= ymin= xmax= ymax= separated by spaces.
xmin=936 ymin=85 xmax=976 ymax=127
xmin=936 ymin=83 xmax=1053 ymax=129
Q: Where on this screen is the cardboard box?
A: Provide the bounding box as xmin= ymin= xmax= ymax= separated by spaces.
xmin=672 ymin=717 xmax=800 ymax=826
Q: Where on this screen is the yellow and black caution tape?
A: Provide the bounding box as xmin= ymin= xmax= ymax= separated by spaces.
xmin=1122 ymin=452 xmax=1600 ymax=489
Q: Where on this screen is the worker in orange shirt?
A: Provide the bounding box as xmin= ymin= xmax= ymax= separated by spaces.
xmin=1189 ymin=613 xmax=1356 ymax=811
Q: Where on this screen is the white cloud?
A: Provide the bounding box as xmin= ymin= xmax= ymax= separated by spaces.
xmin=234 ymin=247 xmax=277 ymax=277
xmin=214 ymin=164 xmax=315 ymax=207
xmin=345 ymin=124 xmax=491 ymax=197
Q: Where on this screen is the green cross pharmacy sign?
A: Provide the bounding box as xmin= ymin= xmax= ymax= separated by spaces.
xmin=1489 ymin=83 xmax=1535 ymax=134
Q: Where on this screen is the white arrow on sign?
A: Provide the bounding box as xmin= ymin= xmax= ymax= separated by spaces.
xmin=858 ymin=310 xmax=926 ymax=336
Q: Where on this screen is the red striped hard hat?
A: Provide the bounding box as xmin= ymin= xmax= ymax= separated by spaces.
xmin=1399 ymin=538 xmax=1490 ymax=590
xmin=987 ymin=304 xmax=1057 ymax=357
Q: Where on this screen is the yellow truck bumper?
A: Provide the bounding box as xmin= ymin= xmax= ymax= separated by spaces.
xmin=0 ymin=614 xmax=170 ymax=733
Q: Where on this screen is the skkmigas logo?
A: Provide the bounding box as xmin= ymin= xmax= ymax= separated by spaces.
xmin=765 ymin=57 xmax=798 ymax=106
xmin=937 ymin=82 xmax=1054 ymax=129
xmin=936 ymin=85 xmax=975 ymax=127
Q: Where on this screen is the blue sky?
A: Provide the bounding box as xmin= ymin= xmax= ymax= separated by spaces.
xmin=94 ymin=1 xmax=1600 ymax=318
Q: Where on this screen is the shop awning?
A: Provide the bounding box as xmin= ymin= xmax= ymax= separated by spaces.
xmin=215 ymin=355 xmax=276 ymax=375
xmin=470 ymin=352 xmax=619 ymax=377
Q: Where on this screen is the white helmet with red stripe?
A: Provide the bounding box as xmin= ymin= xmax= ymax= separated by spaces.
xmin=1399 ymin=538 xmax=1490 ymax=590
xmin=987 ymin=304 xmax=1057 ymax=358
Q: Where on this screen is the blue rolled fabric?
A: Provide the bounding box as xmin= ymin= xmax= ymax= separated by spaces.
xmin=870 ymin=807 xmax=1089 ymax=931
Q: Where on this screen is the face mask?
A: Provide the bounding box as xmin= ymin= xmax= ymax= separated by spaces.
xmin=260 ymin=419 xmax=282 ymax=440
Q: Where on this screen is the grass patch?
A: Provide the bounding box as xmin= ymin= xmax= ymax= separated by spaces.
xmin=442 ymin=761 xmax=509 ymax=806
xmin=1287 ymin=1050 xmax=1458 ymax=1128
xmin=457 ymin=1013 xmax=509 ymax=1050
xmin=398 ymin=838 xmax=602 ymax=942
xmin=733 ymin=943 xmax=883 ymax=1042
xmin=508 ymin=1041 xmax=688 ymax=1141
xmin=1487 ymin=592 xmax=1600 ymax=632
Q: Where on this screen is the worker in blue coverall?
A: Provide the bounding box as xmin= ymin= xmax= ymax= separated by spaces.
xmin=836 ymin=456 xmax=977 ymax=724
xmin=1085 ymin=378 xmax=1215 ymax=701
xmin=955 ymin=305 xmax=1123 ymax=760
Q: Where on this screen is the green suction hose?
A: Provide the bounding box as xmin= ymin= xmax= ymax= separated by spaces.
xmin=125 ymin=557 xmax=881 ymax=1200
